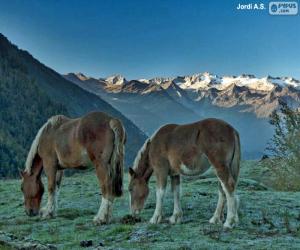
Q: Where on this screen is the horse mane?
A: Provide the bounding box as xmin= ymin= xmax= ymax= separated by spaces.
xmin=133 ymin=127 xmax=161 ymax=178
xmin=132 ymin=138 xmax=151 ymax=172
xmin=24 ymin=115 xmax=66 ymax=174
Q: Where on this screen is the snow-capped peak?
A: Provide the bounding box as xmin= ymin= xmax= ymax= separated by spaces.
xmin=149 ymin=77 xmax=174 ymax=85
xmin=106 ymin=75 xmax=126 ymax=85
xmin=175 ymin=72 xmax=223 ymax=90
xmin=75 ymin=72 xmax=89 ymax=81
xmin=175 ymin=73 xmax=300 ymax=92
xmin=67 ymin=71 xmax=300 ymax=92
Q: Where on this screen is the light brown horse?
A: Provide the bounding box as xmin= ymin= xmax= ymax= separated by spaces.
xmin=128 ymin=118 xmax=240 ymax=228
xmin=20 ymin=111 xmax=126 ymax=224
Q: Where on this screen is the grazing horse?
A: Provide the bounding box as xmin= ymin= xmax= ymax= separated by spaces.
xmin=20 ymin=111 xmax=126 ymax=224
xmin=128 ymin=118 xmax=240 ymax=228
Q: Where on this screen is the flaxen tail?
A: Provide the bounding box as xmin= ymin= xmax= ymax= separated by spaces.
xmin=230 ymin=131 xmax=241 ymax=185
xmin=109 ymin=118 xmax=126 ymax=197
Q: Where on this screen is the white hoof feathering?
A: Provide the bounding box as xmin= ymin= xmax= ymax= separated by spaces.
xmin=209 ymin=216 xmax=222 ymax=224
xmin=93 ymin=198 xmax=113 ymax=225
xmin=223 ymin=220 xmax=234 ymax=229
xmin=150 ymin=213 xmax=162 ymax=224
xmin=40 ymin=207 xmax=55 ymax=218
xmin=40 ymin=191 xmax=57 ymax=218
xmin=169 ymin=212 xmax=183 ymax=224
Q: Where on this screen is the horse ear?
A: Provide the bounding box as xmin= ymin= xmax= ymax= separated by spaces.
xmin=129 ymin=167 xmax=136 ymax=177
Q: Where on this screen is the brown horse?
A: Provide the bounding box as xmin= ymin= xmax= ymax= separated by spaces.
xmin=128 ymin=118 xmax=240 ymax=228
xmin=20 ymin=111 xmax=126 ymax=224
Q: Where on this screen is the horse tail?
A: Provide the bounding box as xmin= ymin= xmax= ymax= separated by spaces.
xmin=109 ymin=118 xmax=126 ymax=197
xmin=229 ymin=130 xmax=241 ymax=189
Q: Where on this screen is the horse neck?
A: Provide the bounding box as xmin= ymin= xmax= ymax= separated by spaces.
xmin=136 ymin=157 xmax=153 ymax=182
xmin=134 ymin=142 xmax=153 ymax=182
xmin=29 ymin=154 xmax=43 ymax=179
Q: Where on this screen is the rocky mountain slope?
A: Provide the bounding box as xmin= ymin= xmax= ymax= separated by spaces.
xmin=65 ymin=72 xmax=300 ymax=159
xmin=65 ymin=73 xmax=200 ymax=135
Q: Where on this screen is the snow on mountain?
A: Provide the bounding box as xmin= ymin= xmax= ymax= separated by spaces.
xmin=174 ymin=73 xmax=300 ymax=92
xmin=105 ymin=75 xmax=126 ymax=85
xmin=149 ymin=77 xmax=174 ymax=85
xmin=70 ymin=72 xmax=300 ymax=92
xmin=65 ymin=71 xmax=299 ymax=159
xmin=138 ymin=78 xmax=150 ymax=84
xmin=175 ymin=72 xmax=222 ymax=90
xmin=74 ymin=72 xmax=90 ymax=81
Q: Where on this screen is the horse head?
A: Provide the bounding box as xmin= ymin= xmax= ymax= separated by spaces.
xmin=20 ymin=160 xmax=44 ymax=216
xmin=128 ymin=167 xmax=149 ymax=215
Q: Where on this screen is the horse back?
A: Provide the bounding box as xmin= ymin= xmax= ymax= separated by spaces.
xmin=39 ymin=112 xmax=115 ymax=168
xmin=149 ymin=119 xmax=237 ymax=174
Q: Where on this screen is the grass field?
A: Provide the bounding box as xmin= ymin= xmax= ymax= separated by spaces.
xmin=0 ymin=161 xmax=300 ymax=249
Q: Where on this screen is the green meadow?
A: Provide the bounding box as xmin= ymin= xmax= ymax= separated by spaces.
xmin=0 ymin=161 xmax=300 ymax=249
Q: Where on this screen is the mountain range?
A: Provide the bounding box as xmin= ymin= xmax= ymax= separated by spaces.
xmin=1 ymin=31 xmax=298 ymax=175
xmin=65 ymin=72 xmax=300 ymax=159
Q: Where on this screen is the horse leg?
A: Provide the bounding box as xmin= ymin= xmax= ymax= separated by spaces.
xmin=169 ymin=175 xmax=183 ymax=224
xmin=209 ymin=182 xmax=225 ymax=224
xmin=215 ymin=166 xmax=238 ymax=228
xmin=93 ymin=160 xmax=114 ymax=224
xmin=54 ymin=170 xmax=64 ymax=210
xmin=207 ymin=155 xmax=239 ymax=228
xmin=40 ymin=159 xmax=57 ymax=218
xmin=150 ymin=169 xmax=168 ymax=224
xmin=218 ymin=177 xmax=239 ymax=228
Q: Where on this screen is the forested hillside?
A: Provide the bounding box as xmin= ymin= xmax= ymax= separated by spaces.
xmin=0 ymin=36 xmax=67 ymax=177
xmin=0 ymin=34 xmax=147 ymax=177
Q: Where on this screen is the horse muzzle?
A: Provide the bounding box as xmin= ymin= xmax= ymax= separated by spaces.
xmin=26 ymin=209 xmax=39 ymax=217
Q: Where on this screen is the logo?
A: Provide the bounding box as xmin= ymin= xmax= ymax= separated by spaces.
xmin=269 ymin=2 xmax=298 ymax=15
xmin=270 ymin=3 xmax=278 ymax=12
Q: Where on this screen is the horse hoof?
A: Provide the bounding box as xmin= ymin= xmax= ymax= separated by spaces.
xmin=169 ymin=213 xmax=182 ymax=224
xmin=149 ymin=214 xmax=162 ymax=224
xmin=93 ymin=217 xmax=109 ymax=225
xmin=223 ymin=221 xmax=234 ymax=229
xmin=209 ymin=216 xmax=222 ymax=224
xmin=93 ymin=220 xmax=107 ymax=225
xmin=39 ymin=210 xmax=54 ymax=219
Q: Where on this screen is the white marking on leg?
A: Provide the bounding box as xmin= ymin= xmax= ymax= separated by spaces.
xmin=219 ymin=179 xmax=237 ymax=228
xmin=169 ymin=182 xmax=183 ymax=224
xmin=150 ymin=187 xmax=165 ymax=224
xmin=41 ymin=190 xmax=56 ymax=218
xmin=93 ymin=197 xmax=113 ymax=224
xmin=209 ymin=189 xmax=225 ymax=224
xmin=234 ymin=195 xmax=239 ymax=224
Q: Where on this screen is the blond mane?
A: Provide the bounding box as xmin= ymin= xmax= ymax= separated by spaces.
xmin=133 ymin=138 xmax=150 ymax=170
xmin=133 ymin=126 xmax=162 ymax=170
xmin=24 ymin=115 xmax=65 ymax=174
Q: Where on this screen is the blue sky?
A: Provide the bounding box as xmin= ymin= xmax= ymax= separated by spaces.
xmin=0 ymin=0 xmax=299 ymax=79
